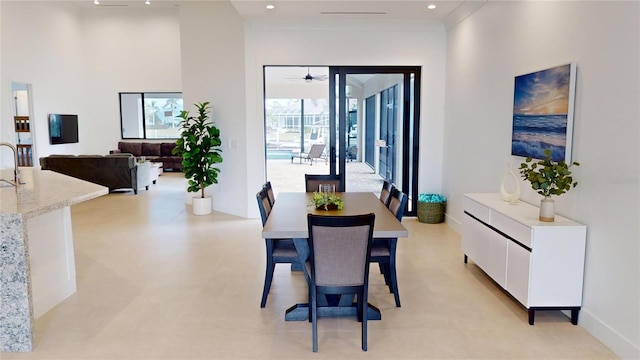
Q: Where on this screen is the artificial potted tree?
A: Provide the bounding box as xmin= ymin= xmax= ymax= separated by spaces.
xmin=173 ymin=101 xmax=223 ymax=215
xmin=519 ymin=149 xmax=579 ymax=222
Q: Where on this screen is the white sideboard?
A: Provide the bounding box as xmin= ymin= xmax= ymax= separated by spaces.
xmin=462 ymin=193 xmax=587 ymax=325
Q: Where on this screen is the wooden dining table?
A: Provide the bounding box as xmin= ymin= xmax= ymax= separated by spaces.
xmin=262 ymin=192 xmax=409 ymax=321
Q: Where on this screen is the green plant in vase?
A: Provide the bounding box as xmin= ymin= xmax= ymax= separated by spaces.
xmin=309 ymin=192 xmax=344 ymax=211
xmin=519 ymin=149 xmax=579 ymax=221
xmin=173 ymin=101 xmax=222 ymax=215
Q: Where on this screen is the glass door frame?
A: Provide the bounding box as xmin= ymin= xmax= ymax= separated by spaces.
xmin=329 ymin=66 xmax=421 ymax=216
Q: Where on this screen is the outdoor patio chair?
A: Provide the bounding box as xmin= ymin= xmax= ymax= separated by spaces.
xmin=291 ymin=144 xmax=326 ymax=165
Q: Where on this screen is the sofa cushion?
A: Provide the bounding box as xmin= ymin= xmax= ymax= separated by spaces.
xmin=118 ymin=142 xmax=142 ymax=157
xmin=161 ymin=142 xmax=177 ymax=156
xmin=142 ymin=142 xmax=161 ymax=156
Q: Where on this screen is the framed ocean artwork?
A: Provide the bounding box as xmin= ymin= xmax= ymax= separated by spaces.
xmin=511 ymin=63 xmax=577 ymax=162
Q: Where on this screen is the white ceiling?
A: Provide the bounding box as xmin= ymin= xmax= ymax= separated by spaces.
xmin=81 ymin=0 xmax=485 ymax=25
xmin=80 ymin=0 xmax=487 ymax=97
xmin=230 ymin=1 xmax=466 ymax=21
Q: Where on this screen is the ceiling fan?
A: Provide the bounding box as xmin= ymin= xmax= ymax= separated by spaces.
xmin=288 ymin=67 xmax=328 ymax=83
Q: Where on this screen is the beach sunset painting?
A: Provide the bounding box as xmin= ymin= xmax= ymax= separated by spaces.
xmin=511 ymin=63 xmax=576 ymax=162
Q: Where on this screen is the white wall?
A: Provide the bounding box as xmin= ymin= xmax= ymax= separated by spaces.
xmin=0 ymin=2 xmax=181 ymax=162
xmin=179 ymin=1 xmax=248 ymax=217
xmin=80 ymin=6 xmax=182 ymax=154
xmin=444 ymin=2 xmax=639 ymax=358
xmin=1 ymin=1 xmax=85 ymax=162
xmin=244 ymin=18 xmax=447 ymax=218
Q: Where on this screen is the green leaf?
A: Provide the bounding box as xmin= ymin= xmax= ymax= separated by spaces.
xmin=175 ymin=101 xmax=224 ymax=193
xmin=519 ymin=149 xmax=580 ymax=198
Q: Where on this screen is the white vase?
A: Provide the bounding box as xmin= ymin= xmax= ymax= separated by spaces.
xmin=192 ymin=196 xmax=213 ymax=215
xmin=539 ymin=196 xmax=555 ymax=222
xmin=500 ymin=164 xmax=521 ymax=204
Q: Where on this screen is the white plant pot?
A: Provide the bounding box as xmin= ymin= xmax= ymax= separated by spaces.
xmin=192 ymin=196 xmax=213 ymax=216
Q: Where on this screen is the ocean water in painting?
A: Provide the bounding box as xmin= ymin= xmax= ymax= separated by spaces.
xmin=511 ymin=114 xmax=566 ymax=161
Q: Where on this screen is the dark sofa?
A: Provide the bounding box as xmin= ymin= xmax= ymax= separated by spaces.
xmin=40 ymin=154 xmax=143 ymax=194
xmin=111 ymin=141 xmax=182 ymax=171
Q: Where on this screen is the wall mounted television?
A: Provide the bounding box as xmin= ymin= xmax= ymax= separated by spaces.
xmin=49 ymin=114 xmax=79 ymax=144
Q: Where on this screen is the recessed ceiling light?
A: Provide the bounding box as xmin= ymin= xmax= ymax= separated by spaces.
xmin=145 ymin=0 xmax=150 ymax=4
xmin=427 ymin=4 xmax=437 ymax=10
xmin=266 ymin=4 xmax=275 ymax=10
xmin=94 ymin=0 xmax=99 ymax=4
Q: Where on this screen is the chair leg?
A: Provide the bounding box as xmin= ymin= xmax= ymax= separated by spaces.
xmin=381 ymin=263 xmax=391 ymax=287
xmin=390 ymin=260 xmax=401 ymax=307
xmin=260 ymin=259 xmax=275 ymax=308
xmin=312 ymin=289 xmax=318 ymax=352
xmin=361 ymin=289 xmax=368 ymax=351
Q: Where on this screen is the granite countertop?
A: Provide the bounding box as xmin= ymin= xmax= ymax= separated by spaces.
xmin=0 ymin=168 xmax=108 ymax=218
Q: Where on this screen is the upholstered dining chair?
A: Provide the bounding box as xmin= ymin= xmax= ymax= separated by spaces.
xmin=256 ymin=188 xmax=299 ymax=308
xmin=305 ymin=174 xmax=341 ymax=192
xmin=263 ymin=181 xmax=276 ymax=208
xmin=306 ymin=213 xmax=376 ymax=352
xmin=370 ymin=188 xmax=407 ymax=307
xmin=379 ymin=180 xmax=394 ymax=206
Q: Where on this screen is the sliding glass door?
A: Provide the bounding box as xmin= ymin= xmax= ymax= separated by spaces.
xmin=329 ymin=66 xmax=420 ymax=215
xmin=263 ymin=65 xmax=420 ymax=215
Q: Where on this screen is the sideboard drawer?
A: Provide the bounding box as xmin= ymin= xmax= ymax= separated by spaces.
xmin=463 ymin=197 xmax=490 ymax=223
xmin=491 ymin=211 xmax=532 ymax=248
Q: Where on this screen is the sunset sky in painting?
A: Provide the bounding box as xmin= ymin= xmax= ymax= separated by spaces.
xmin=513 ymin=64 xmax=571 ymax=115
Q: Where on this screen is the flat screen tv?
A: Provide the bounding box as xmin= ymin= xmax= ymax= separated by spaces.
xmin=49 ymin=114 xmax=79 ymax=144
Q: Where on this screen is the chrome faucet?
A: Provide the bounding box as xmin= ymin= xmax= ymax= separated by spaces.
xmin=0 ymin=142 xmax=21 ymax=187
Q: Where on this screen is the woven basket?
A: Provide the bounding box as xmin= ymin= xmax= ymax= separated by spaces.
xmin=417 ymin=201 xmax=446 ymax=224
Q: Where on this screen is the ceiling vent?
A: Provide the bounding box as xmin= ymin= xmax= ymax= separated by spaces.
xmin=320 ymin=11 xmax=386 ymax=15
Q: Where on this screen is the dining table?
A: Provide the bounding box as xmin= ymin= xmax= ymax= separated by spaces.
xmin=262 ymin=191 xmax=409 ymax=321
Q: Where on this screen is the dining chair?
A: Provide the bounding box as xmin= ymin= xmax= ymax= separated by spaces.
xmin=263 ymin=181 xmax=276 ymax=208
xmin=379 ymin=180 xmax=394 ymax=206
xmin=370 ymin=188 xmax=407 ymax=307
xmin=307 ymin=213 xmax=376 ymax=352
xmin=256 ymin=188 xmax=299 ymax=308
xmin=304 ymin=174 xmax=340 ymax=192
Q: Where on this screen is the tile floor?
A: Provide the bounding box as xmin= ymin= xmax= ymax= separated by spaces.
xmin=2 ymin=172 xmax=618 ymax=359
xmin=266 ymin=159 xmax=385 ymax=197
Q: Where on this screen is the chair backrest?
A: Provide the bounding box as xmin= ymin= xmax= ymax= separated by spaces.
xmin=305 ymin=174 xmax=341 ymax=192
xmin=387 ymin=189 xmax=408 ymax=222
xmin=307 ymin=144 xmax=325 ymax=159
xmin=263 ymin=181 xmax=275 ymax=207
xmin=307 ymin=213 xmax=375 ymax=287
xmin=379 ymin=180 xmax=394 ymax=206
xmin=256 ymin=188 xmax=272 ymax=226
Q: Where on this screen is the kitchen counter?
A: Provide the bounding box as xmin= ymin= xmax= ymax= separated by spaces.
xmin=0 ymin=168 xmax=108 ymax=352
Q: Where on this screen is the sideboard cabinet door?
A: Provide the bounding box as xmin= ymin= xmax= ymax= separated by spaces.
xmin=505 ymin=240 xmax=531 ymax=307
xmin=463 ymin=212 xmax=507 ymax=287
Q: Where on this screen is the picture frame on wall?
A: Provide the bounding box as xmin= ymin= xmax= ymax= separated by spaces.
xmin=511 ymin=63 xmax=577 ymax=162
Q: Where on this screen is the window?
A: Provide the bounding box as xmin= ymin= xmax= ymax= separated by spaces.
xmin=119 ymin=92 xmax=183 ymax=139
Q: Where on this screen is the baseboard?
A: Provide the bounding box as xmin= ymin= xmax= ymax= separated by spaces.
xmin=578 ymin=308 xmax=640 ymax=359
xmin=444 ymin=213 xmax=461 ymax=234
